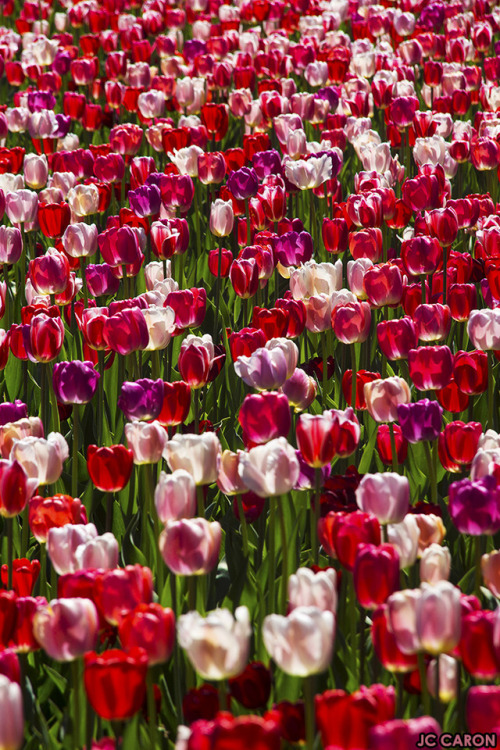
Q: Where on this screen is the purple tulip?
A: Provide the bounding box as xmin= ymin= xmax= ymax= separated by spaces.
xmin=53 ymin=361 xmax=100 ymax=405
xmin=369 ymin=717 xmax=441 ymax=750
xmin=86 ymin=263 xmax=120 ymax=298
xmin=397 ymin=399 xmax=443 ymax=444
xmin=128 ymin=184 xmax=161 ymax=218
xmin=316 ymin=86 xmax=340 ymax=111
xmin=294 ymin=450 xmax=331 ymax=491
xmin=274 ymin=231 xmax=313 ymax=268
xmin=252 ymin=150 xmax=282 ymax=180
xmin=0 ymin=400 xmax=28 ymax=426
xmin=54 ymin=114 xmax=71 ymax=139
xmin=227 ymin=167 xmax=259 ymax=201
xmin=449 ymin=475 xmax=500 ymax=536
xmin=27 ymin=91 xmax=56 ymax=112
xmin=118 ymin=378 xmax=164 ymax=421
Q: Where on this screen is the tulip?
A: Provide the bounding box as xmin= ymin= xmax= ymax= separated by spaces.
xmin=210 ymin=199 xmax=234 ymax=237
xmin=29 ymin=494 xmax=87 ymax=544
xmin=416 ymin=581 xmax=461 ymax=655
xmin=482 ymin=551 xmax=500 ymax=598
xmin=5 ymin=189 xmax=38 ymax=225
xmin=331 ymin=301 xmax=371 ymax=344
xmin=33 ymin=598 xmax=99 ymax=661
xmin=157 ymin=381 xmax=191 ymax=427
xmin=397 ymin=400 xmax=443 ymax=444
xmin=368 ymin=717 xmax=442 ymax=749
xmin=94 ymin=566 xmax=153 ymax=627
xmin=118 ymin=378 xmax=164 ymax=422
xmin=371 ymin=605 xmax=419 ymax=673
xmin=47 ymin=523 xmax=98 ymax=575
xmin=164 ymin=433 xmax=221 ymax=486
xmin=178 ymin=607 xmax=251 ymax=680
xmin=52 ymin=361 xmax=99 ymax=405
xmin=288 ymin=567 xmax=338 ymax=614
xmin=441 ymin=421 xmax=482 ymax=467
xmin=467 ymin=309 xmax=500 ymax=351
xmin=217 ymin=451 xmax=248 ymax=496
xmin=466 ymin=686 xmax=500 ymax=733
xmin=263 ymin=606 xmax=335 ymax=676
xmin=0 ymin=675 xmax=24 ymax=750
xmin=87 ymin=445 xmax=134 ymax=493
xmin=420 ymin=544 xmax=451 ymax=585
xmin=449 ymin=476 xmax=500 ymax=536
xmin=408 ymin=346 xmax=454 ymax=391
xmin=119 ymin=603 xmax=175 ymax=666
xmin=386 ymin=589 xmax=423 ymax=654
xmin=0 ymin=226 xmax=22 ymax=266
xmin=1 ymin=558 xmax=40 ymax=597
xmin=159 ymin=517 xmax=221 ymax=576
xmin=23 ymin=313 xmax=65 ymax=363
xmin=356 ymin=473 xmax=409 ymax=526
xmin=237 ymin=438 xmax=300 ymax=497
xmin=84 ymin=648 xmax=148 ymax=721
xmin=295 ymin=412 xmax=337 ymax=468
xmin=364 ymin=377 xmax=411 ymax=423
xmin=387 ymin=515 xmax=421 ymax=569
xmin=154 ymin=470 xmax=196 ymax=523
xmin=0 ymin=402 xmax=27 ymax=428
xmin=124 ymin=421 xmax=167 ymax=465
xmin=377 ymin=318 xmax=417 ymax=361
xmin=401 ymin=235 xmax=442 ymax=276
xmin=460 ymin=611 xmax=499 ymax=681
xmin=363 ymin=263 xmax=404 ymax=307
xmin=178 ymin=335 xmax=215 ymax=390
xmin=377 ymin=425 xmax=407 ymax=467
xmin=10 ymin=433 xmax=68 ymax=487
xmin=427 ymin=654 xmax=458 ymax=703
xmin=413 ymin=303 xmax=451 ymax=342
xmin=453 ymin=350 xmax=488 ymax=395
xmin=354 ymin=544 xmax=400 ymax=610
xmin=282 ymin=369 xmax=317 ymax=413
xmin=0 ymin=458 xmax=36 ymax=518
xmin=284 ymin=155 xmax=333 ymax=190
xmin=318 ymin=510 xmax=381 ymax=571
xmin=229 ymin=661 xmax=272 ymax=710
xmin=239 ymin=392 xmax=291 ymax=447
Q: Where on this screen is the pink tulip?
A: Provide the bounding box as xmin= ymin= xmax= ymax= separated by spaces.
xmin=47 ymin=523 xmax=98 ymax=575
xmin=387 ymin=589 xmax=423 ymax=655
xmin=10 ymin=433 xmax=69 ymax=487
xmin=159 ymin=518 xmax=221 ymax=576
xmin=356 ymin=473 xmax=410 ymax=525
xmin=0 ymin=675 xmax=24 ymax=750
xmin=154 ymin=469 xmax=197 ymax=522
xmin=364 ymin=377 xmax=411 ymax=423
xmin=33 ymin=598 xmax=99 ymax=661
xmin=237 ymin=437 xmax=300 ymax=497
xmin=124 ymin=420 xmax=168 ymax=465
xmin=164 ymin=433 xmax=221 ymax=486
xmin=416 ymin=582 xmax=461 ymax=655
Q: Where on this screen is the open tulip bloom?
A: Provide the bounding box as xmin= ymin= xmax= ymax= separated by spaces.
xmin=1 ymin=2 xmax=500 ymax=749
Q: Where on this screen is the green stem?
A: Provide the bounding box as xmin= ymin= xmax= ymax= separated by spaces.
xmin=39 ymin=543 xmax=47 ymax=599
xmin=396 ymin=673 xmax=404 ymax=718
xmin=47 ymin=363 xmax=60 ymax=435
xmin=196 ymin=485 xmax=204 ymax=518
xmin=146 ymin=669 xmax=160 ymax=748
xmin=423 ymin=441 xmax=437 ymax=505
xmin=311 ymin=468 xmax=322 ymax=565
xmin=169 ymin=574 xmax=183 ymax=723
xmin=80 ymin=255 xmax=89 ymax=309
xmin=237 ymin=495 xmax=249 ymax=558
xmin=304 ymin=675 xmax=316 ymax=750
xmin=475 ymin=535 xmax=484 ymax=599
xmin=106 ymin=493 xmax=113 ymax=533
xmin=351 ymin=344 xmax=358 ymax=411
xmin=442 ymin=244 xmax=447 ymax=306
xmin=278 ymin=497 xmax=288 ymax=615
xmin=418 ymin=652 xmax=431 ymax=716
xmin=359 ymin=607 xmax=366 ymax=688
xmin=268 ymin=498 xmax=276 ymax=614
xmin=218 ymin=679 xmax=228 ymax=711
xmin=72 ymin=405 xmax=79 ymax=498
xmin=97 ymin=350 xmax=105 ymax=445
xmin=389 ymin=423 xmax=399 ymax=474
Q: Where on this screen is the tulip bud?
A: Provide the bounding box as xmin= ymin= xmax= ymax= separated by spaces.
xmin=356 ymin=473 xmax=410 ymax=525
xmin=420 ymin=544 xmax=451 ymax=585
xmin=416 ymin=581 xmax=461 ymax=655
xmin=263 ymin=606 xmax=335 ymax=676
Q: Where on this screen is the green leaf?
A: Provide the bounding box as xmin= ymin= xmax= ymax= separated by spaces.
xmin=44 ymin=665 xmax=67 ymax=695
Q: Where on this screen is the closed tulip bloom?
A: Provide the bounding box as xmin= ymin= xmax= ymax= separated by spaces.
xmin=467 ymin=686 xmax=500 ymax=733
xmin=67 ymin=183 xmax=100 ymax=217
xmin=23 ymin=313 xmax=65 ymax=363
xmin=119 ymin=603 xmax=175 ymax=666
xmin=103 ymin=308 xmax=149 ymax=356
xmin=73 ymin=533 xmax=119 ymax=571
xmin=442 ymin=421 xmax=482 ymax=467
xmin=262 ymin=606 xmax=335 ymax=676
xmin=449 ymin=476 xmax=500 ymax=536
xmin=24 ymin=153 xmax=48 ymax=189
xmin=453 ymin=350 xmax=488 ymax=395
xmin=0 ymin=226 xmax=22 ymax=265
xmin=387 ymin=515 xmax=421 ymax=569
xmin=387 ymin=589 xmax=423 ymax=654
xmin=234 ymin=346 xmax=289 ymax=391
xmin=29 ymin=248 xmax=71 ymax=296
xmin=331 ymin=301 xmax=371 ymax=344
xmin=52 ymin=361 xmax=99 ymax=405
xmin=142 ymin=305 xmax=175 ymax=351
xmin=5 ymin=189 xmax=38 ymax=225
xmin=62 ymin=222 xmax=98 ymax=259
xmin=33 ymin=598 xmax=98 ymax=661
xmin=118 ymin=378 xmax=164 ymax=421
xmin=87 ymin=445 xmax=133 ymax=493
xmin=28 ymin=494 xmax=87 ymax=544
xmin=468 ymin=309 xmax=500 ymax=351
xmin=482 ymin=551 xmax=500 ymax=598
xmin=239 ymin=392 xmax=291 ymax=447
xmin=178 ymin=334 xmax=214 ymax=390
xmin=47 ymin=523 xmax=98 ymax=575
xmin=408 ymin=346 xmax=453 ymax=391
xmin=377 ymin=317 xmax=417 ymax=360
xmin=354 ymin=543 xmax=400 ymax=610
xmin=356 ymin=473 xmax=410 ymax=526
xmin=401 ymin=235 xmax=443 ymax=276
xmin=460 ymin=611 xmax=499 ymax=681
xmin=84 ymin=648 xmax=148 ymax=721
xmin=284 ymin=154 xmax=333 ymax=190
xmin=288 ymin=567 xmax=338 ymax=614
xmin=210 ymin=199 xmax=234 ymax=237
xmin=369 ymin=717 xmax=442 ymax=750
xmin=0 ymin=675 xmax=23 ymax=750
xmin=296 ymin=412 xmax=337 ymax=468
xmin=427 ymin=654 xmax=458 ymax=703
xmin=159 ymin=518 xmax=221 ymax=576
xmin=413 ymin=303 xmax=451 ymax=342
xmin=364 ymin=377 xmax=411 ymax=423
xmin=426 ymin=206 xmax=459 ymax=247
xmin=420 ymin=544 xmax=451 ymax=585
xmin=416 ymin=581 xmax=461 ymax=655
xmin=318 ymin=510 xmax=381 ymax=570
xmin=397 ymin=400 xmax=443 ymax=444
xmin=164 ymin=433 xmax=221 ymax=485
xmin=217 ymin=451 xmax=248 ymax=496
xmin=154 ymin=469 xmax=196 ymax=522
xmin=238 ymin=438 xmax=300 ymax=497
xmin=125 ymin=420 xmax=167 ymax=465
xmin=178 ymin=607 xmax=251 ymax=680
xmin=371 ymin=604 xmax=419 ymax=674
xmin=10 ymin=433 xmax=69 ymax=487
xmin=363 ymin=263 xmax=404 ymax=308
xmin=94 ymin=566 xmax=152 ymax=627
xmin=282 ymin=369 xmax=317 ymax=413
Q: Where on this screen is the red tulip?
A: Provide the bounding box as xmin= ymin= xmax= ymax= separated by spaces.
xmin=229 ymin=258 xmax=259 ymax=299
xmin=0 ymin=591 xmax=17 ymax=648
xmin=453 ymin=350 xmax=488 ymax=395
xmin=376 ymin=425 xmax=407 ymax=466
xmin=182 ymin=685 xmax=219 ymax=725
xmin=28 ymin=494 xmax=88 ymax=543
xmin=228 ymin=327 xmax=267 ymax=361
xmin=239 ymin=392 xmax=291 ymax=447
xmin=408 ymin=346 xmax=453 ymax=391
xmin=252 ymin=307 xmax=288 ymax=340
xmin=363 ymin=263 xmax=404 ymax=307
xmin=118 ymin=603 xmax=175 ymax=666
xmin=440 ymin=421 xmax=482 ymax=468
xmin=156 ymin=381 xmax=191 ymax=427
xmin=377 ymin=318 xmax=417 ymax=360
xmin=318 ymin=510 xmax=381 ymax=571
xmin=229 ymin=661 xmax=272 ymax=709
xmin=322 ymin=217 xmax=348 ymax=255
xmin=448 ymin=283 xmax=478 ymax=322
xmin=332 ymin=302 xmax=371 ymax=344
xmin=459 ymin=611 xmax=500 ymax=680
xmin=349 ymin=228 xmax=383 ymax=262
xmin=87 ymin=444 xmax=134 ymax=493
xmin=426 ymin=207 xmax=459 ymax=247
xmin=467 ymin=686 xmax=500 ymax=734
xmin=341 ymin=370 xmax=381 ymax=410
xmin=401 ymin=235 xmax=442 ymax=276
xmin=436 ymin=377 xmax=470 ymax=414
xmin=371 ymin=605 xmax=418 ymax=673
xmin=354 ymin=544 xmax=400 ymax=610
xmin=38 ymin=202 xmax=71 ymax=239
xmin=84 ymin=648 xmax=149 ymax=721
xmin=413 ymin=303 xmax=451 ymax=342
xmin=1 ymin=559 xmax=40 ymax=597
xmin=200 ymin=103 xmax=229 ymax=141
xmin=95 ymin=566 xmax=153 ymax=626
xmin=23 ymin=313 xmax=65 ymax=363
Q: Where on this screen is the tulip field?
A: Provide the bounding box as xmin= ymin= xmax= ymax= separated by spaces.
xmin=2 ymin=0 xmax=500 ymax=747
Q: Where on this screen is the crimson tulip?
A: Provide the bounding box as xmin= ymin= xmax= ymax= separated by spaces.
xmin=229 ymin=661 xmax=272 ymax=709
xmin=459 ymin=611 xmax=500 ymax=680
xmin=1 ymin=559 xmax=40 ymax=597
xmin=239 ymin=392 xmax=291 ymax=447
xmin=23 ymin=313 xmax=65 ymax=363
xmin=87 ymin=444 xmax=134 ymax=493
xmin=377 ymin=318 xmax=417 ymax=360
xmin=371 ymin=605 xmax=418 ymax=673
xmin=318 ymin=510 xmax=381 ymax=571
xmin=156 ymin=381 xmax=191 ymax=427
xmin=84 ymin=648 xmax=149 ymax=721
xmin=408 ymin=346 xmax=453 ymax=391
xmin=453 ymin=350 xmax=488 ymax=395
xmin=118 ymin=603 xmax=175 ymax=666
xmin=354 ymin=544 xmax=400 ymax=610
xmin=441 ymin=421 xmax=482 ymax=467
xmin=376 ymin=424 xmax=408 ymax=466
